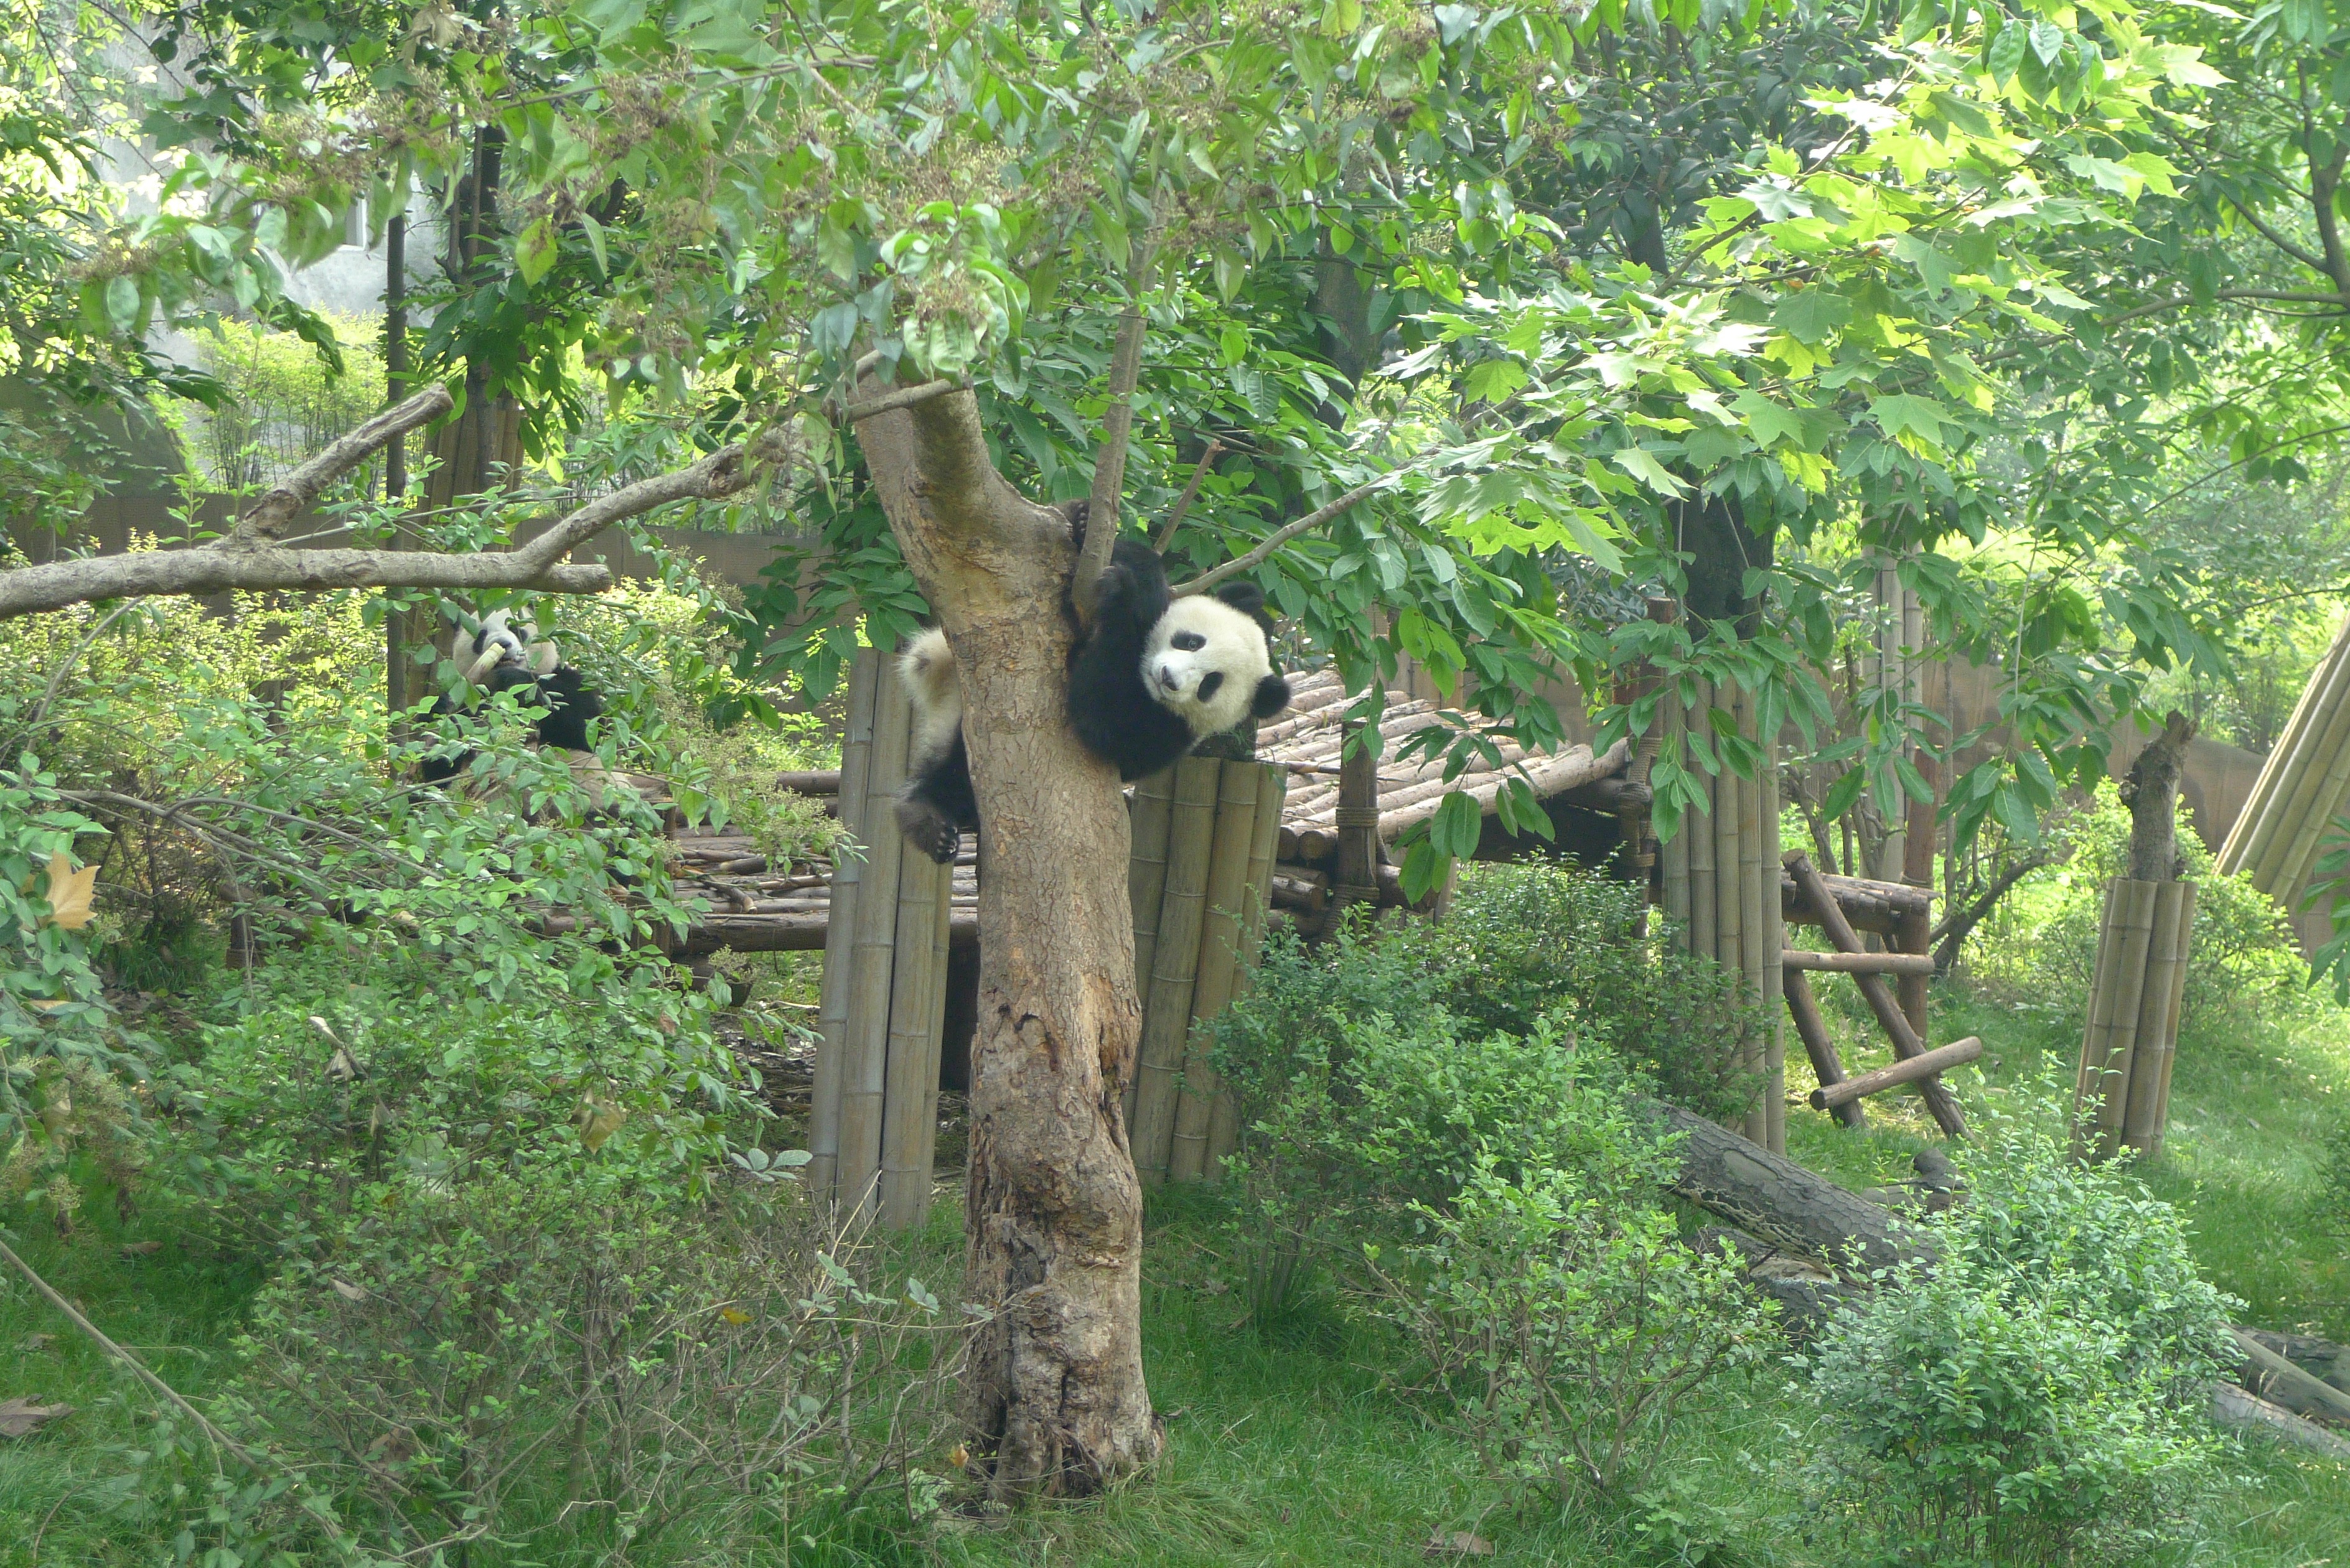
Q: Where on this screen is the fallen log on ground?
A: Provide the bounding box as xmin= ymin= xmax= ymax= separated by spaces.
xmin=2212 ymin=1383 xmax=2350 ymax=1457
xmin=1652 ymin=1101 xmax=1910 ymax=1273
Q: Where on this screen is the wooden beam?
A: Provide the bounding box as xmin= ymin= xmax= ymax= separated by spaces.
xmin=1784 ymin=852 xmax=1967 ymax=1138
xmin=1783 ymin=969 xmax=1865 ymax=1129
xmin=1810 ymin=1037 xmax=1982 ymax=1111
xmin=1782 ymin=948 xmax=1937 ymax=977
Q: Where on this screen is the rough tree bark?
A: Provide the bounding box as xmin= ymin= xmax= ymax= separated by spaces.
xmin=2123 ymin=710 xmax=2198 ymax=882
xmin=853 ymin=380 xmax=1161 ymax=1500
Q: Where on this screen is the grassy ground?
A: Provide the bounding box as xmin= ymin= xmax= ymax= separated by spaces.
xmin=7 ymin=973 xmax=2350 ymax=1566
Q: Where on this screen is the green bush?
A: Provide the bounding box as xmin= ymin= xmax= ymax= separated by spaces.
xmin=1800 ymin=1089 xmax=2239 ymax=1564
xmin=1366 ymin=1148 xmax=1777 ymax=1514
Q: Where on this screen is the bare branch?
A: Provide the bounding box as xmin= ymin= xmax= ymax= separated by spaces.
xmin=227 ymin=386 xmax=452 ymax=548
xmin=2224 ymin=194 xmax=2331 ymax=277
xmin=2104 ymin=287 xmax=2350 ymax=329
xmin=1072 ymin=299 xmax=1149 ymax=622
xmin=1151 ymin=437 xmax=1223 ymax=551
xmin=842 ymin=378 xmax=964 ymax=422
xmin=1169 ymin=477 xmax=1388 ymax=597
xmin=0 ymin=436 xmax=757 ymax=620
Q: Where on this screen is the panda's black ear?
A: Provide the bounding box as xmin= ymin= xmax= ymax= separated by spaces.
xmin=1250 ymin=673 xmax=1291 ymax=722
xmin=1213 ymin=580 xmax=1266 ymax=616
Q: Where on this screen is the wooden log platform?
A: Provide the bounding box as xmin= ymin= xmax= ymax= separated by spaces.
xmin=1782 ymin=948 xmax=1936 ymax=978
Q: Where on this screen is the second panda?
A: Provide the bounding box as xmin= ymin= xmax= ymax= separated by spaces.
xmin=893 ymin=520 xmax=1292 ymax=864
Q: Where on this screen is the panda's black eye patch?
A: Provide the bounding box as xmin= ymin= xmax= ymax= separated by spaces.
xmin=1196 ymin=671 xmax=1225 ymax=701
xmin=1171 ymin=631 xmax=1206 ymax=652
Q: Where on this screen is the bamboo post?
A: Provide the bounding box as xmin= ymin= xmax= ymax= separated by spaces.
xmin=877 ymin=834 xmax=951 ymax=1229
xmin=1737 ymin=691 xmax=1769 ymax=1149
xmin=1762 ymin=730 xmax=1786 ymax=1155
xmin=1122 ymin=767 xmax=1178 ymax=1127
xmin=1785 ymin=851 xmax=1968 ymax=1137
xmin=1688 ymin=682 xmax=1718 ymax=961
xmin=809 ymin=648 xmax=882 ymax=1205
xmin=2143 ymin=882 xmax=2198 ymax=1157
xmin=2223 ymin=615 xmax=2350 ymax=880
xmin=1332 ymin=721 xmax=1380 ymax=922
xmin=1784 ymin=969 xmax=1865 ymax=1129
xmin=838 ymin=652 xmax=914 ymax=1220
xmin=1131 ymin=755 xmax=1221 ymax=1183
xmin=1661 ymin=685 xmax=1691 ymax=931
xmin=2263 ymin=712 xmax=2350 ymax=898
xmin=2249 ymin=657 xmax=2350 ymax=894
xmin=1170 ymin=760 xmax=1263 ymax=1180
xmin=2075 ymin=877 xmax=2160 ymax=1162
xmin=1205 ymin=762 xmax=1286 ymax=1175
xmin=2118 ymin=879 xmax=2194 ymax=1157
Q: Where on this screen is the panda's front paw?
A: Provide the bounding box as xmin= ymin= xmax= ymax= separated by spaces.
xmin=894 ymin=797 xmax=964 ymax=865
xmin=1058 ymin=498 xmax=1090 ymax=545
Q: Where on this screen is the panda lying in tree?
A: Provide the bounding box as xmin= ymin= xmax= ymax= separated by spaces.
xmin=893 ymin=505 xmax=1292 ymax=863
xmin=417 ymin=610 xmax=606 ymax=785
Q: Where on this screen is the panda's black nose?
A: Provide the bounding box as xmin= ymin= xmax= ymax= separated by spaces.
xmin=1158 ymin=664 xmax=1181 ymax=693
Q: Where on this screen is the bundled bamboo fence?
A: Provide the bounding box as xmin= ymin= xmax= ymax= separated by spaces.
xmin=1124 ymin=755 xmax=1288 ymax=1185
xmin=2072 ymin=877 xmax=2196 ymax=1161
xmin=1658 ymin=678 xmax=1786 ymax=1154
xmin=2220 ymin=614 xmax=2350 ymax=906
xmin=806 ymin=646 xmax=955 ymax=1229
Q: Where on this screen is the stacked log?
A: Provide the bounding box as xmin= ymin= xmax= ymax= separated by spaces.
xmin=1126 ymin=757 xmax=1286 ymax=1185
xmin=2221 ymin=614 xmax=2350 ymax=905
xmin=805 ymin=646 xmax=955 ymax=1229
xmin=1657 ymin=678 xmax=1786 ymax=1154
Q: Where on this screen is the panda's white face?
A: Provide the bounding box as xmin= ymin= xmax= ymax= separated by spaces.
xmin=453 ymin=610 xmax=558 ymax=686
xmin=1143 ymin=595 xmax=1275 ymax=739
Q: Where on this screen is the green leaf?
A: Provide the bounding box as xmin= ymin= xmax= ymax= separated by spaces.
xmin=1431 ymin=790 xmax=1484 ymax=859
xmin=1869 ymin=394 xmax=1945 ymax=445
xmin=103 ymin=274 xmax=141 ymax=334
xmin=1772 ymin=289 xmax=1851 ymax=345
xmin=516 ymin=217 xmax=558 ymax=285
xmin=1609 ymin=446 xmax=1690 ymax=497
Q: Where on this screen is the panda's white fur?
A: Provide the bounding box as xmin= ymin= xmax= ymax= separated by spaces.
xmin=451 ymin=610 xmax=559 ymax=687
xmin=899 ymin=627 xmax=962 ymax=767
xmin=1141 ymin=594 xmax=1279 ymax=740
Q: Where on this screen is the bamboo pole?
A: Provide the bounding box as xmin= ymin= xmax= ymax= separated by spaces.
xmin=1123 ymin=767 xmax=1178 ymax=1126
xmin=1131 ymin=755 xmax=1222 ymax=1183
xmin=1784 ymin=851 xmax=1967 ymax=1137
xmin=2120 ymin=879 xmax=2196 ymax=1156
xmin=1738 ymin=691 xmax=1770 ymax=1148
xmin=2144 ymin=881 xmax=2198 ymax=1158
xmin=1762 ymin=732 xmax=1786 ymax=1155
xmin=1171 ymin=761 xmax=1263 ymax=1181
xmin=2265 ymin=714 xmax=2350 ymax=898
xmin=2250 ymin=658 xmax=2350 ymax=894
xmin=1661 ymin=686 xmax=1691 ymax=931
xmin=2071 ymin=880 xmax=2125 ymax=1116
xmin=1811 ymin=1037 xmax=1983 ymax=1111
xmin=1784 ymin=969 xmax=1865 ymax=1129
xmin=1688 ymin=681 xmax=1716 ymax=962
xmin=838 ymin=653 xmax=914 ymax=1220
xmin=808 ymin=648 xmax=882 ymax=1205
xmin=2078 ymin=877 xmax=2160 ymax=1162
xmin=877 ymin=833 xmax=950 ymax=1229
xmin=1207 ymin=762 xmax=1286 ymax=1175
xmin=2222 ymin=616 xmax=2350 ymax=877
xmin=1713 ymin=718 xmax=1742 ymax=987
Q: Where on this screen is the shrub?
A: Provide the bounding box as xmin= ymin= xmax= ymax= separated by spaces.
xmin=1799 ymin=1088 xmax=2238 ymax=1564
xmin=1423 ymin=863 xmax=1762 ymax=1121
xmin=1366 ymin=1148 xmax=1777 ymax=1513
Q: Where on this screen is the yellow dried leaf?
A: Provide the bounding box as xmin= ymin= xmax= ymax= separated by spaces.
xmin=577 ymin=1093 xmax=627 ymax=1153
xmin=41 ymin=852 xmax=97 ymax=931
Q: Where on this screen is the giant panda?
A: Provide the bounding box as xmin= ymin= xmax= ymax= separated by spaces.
xmin=893 ymin=511 xmax=1291 ymax=863
xmin=417 ymin=610 xmax=606 ymax=785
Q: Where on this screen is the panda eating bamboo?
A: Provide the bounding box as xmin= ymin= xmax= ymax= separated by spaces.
xmin=417 ymin=610 xmax=606 ymax=785
xmin=892 ymin=504 xmax=1292 ymax=863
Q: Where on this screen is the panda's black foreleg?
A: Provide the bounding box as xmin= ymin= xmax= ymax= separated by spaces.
xmin=894 ymin=733 xmax=976 ymax=864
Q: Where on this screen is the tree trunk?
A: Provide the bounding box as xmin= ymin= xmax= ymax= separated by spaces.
xmin=855 ymin=384 xmax=1161 ymax=1500
xmin=2123 ymin=711 xmax=2196 ymax=882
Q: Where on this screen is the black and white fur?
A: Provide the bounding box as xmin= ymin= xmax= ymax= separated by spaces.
xmin=894 ymin=519 xmax=1291 ymax=863
xmin=417 ymin=610 xmax=604 ymax=784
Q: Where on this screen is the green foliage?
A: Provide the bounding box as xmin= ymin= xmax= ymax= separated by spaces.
xmin=1965 ymin=781 xmax=2301 ymax=1025
xmin=1800 ymin=1088 xmax=2239 ymax=1566
xmin=1416 ymin=864 xmax=1763 ymax=1121
xmin=1365 ymin=1148 xmax=1777 ymax=1519
xmin=174 ymin=313 xmax=387 ymax=490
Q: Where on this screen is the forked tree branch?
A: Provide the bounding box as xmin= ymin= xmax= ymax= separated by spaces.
xmin=1151 ymin=437 xmax=1223 ymax=551
xmin=1169 ymin=476 xmax=1388 ymax=597
xmin=0 ymin=393 xmax=763 ymax=619
xmin=1072 ymin=288 xmax=1150 ymax=622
